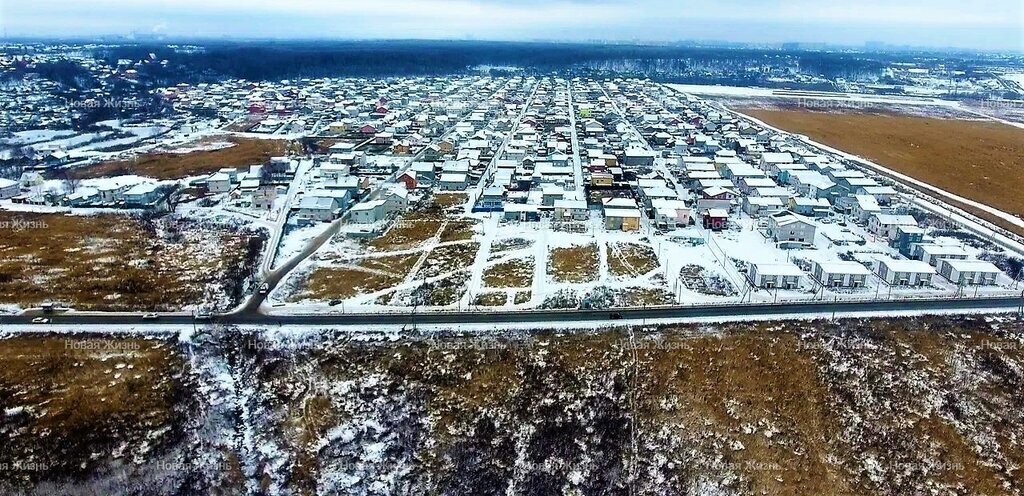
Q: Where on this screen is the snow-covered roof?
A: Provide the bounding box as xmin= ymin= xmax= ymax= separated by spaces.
xmin=879 ymin=258 xmax=936 ymax=274
xmin=753 ymin=262 xmax=804 ymax=277
xmin=815 ymin=261 xmax=871 ymax=276
xmin=939 ymin=259 xmax=1002 ymax=274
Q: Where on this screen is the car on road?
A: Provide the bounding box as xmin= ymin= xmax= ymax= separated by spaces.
xmin=194 ymin=313 xmax=213 ymax=321
xmin=259 ymin=282 xmax=271 ymax=295
xmin=142 ymin=313 xmax=160 ymax=320
xmin=609 ymin=312 xmax=624 ymax=320
xmin=32 ymin=317 xmax=50 ymax=324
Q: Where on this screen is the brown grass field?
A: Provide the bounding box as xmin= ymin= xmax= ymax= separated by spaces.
xmin=482 ymin=257 xmax=534 ymax=288
xmin=744 ymin=109 xmax=1024 ymax=236
xmin=300 ymin=254 xmax=418 ymax=300
xmin=607 ymin=242 xmax=660 ymax=278
xmin=549 ymin=244 xmax=600 ymax=283
xmin=0 ymin=212 xmax=258 ymax=311
xmin=0 ymin=335 xmax=187 ymax=484
xmin=75 ymin=137 xmax=294 ymax=180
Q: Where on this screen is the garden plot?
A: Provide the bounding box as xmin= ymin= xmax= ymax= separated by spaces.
xmin=297 ymin=254 xmax=419 ymax=301
xmin=607 ymin=242 xmax=660 ymax=278
xmin=489 ymin=238 xmax=533 ymax=259
xmin=367 ymin=215 xmax=444 ymax=251
xmin=679 ymin=264 xmax=739 ymax=297
xmin=473 ymin=292 xmax=508 ymax=307
xmin=482 ymin=257 xmax=534 ymax=289
xmin=417 ymin=243 xmax=481 ymax=280
xmin=548 ymin=244 xmax=600 ymax=283
xmin=388 ymin=271 xmax=471 ymax=307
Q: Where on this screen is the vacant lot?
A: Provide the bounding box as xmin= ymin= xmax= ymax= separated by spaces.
xmin=549 ymin=244 xmax=600 ymax=283
xmin=0 ymin=212 xmax=262 ymax=311
xmin=483 ymin=257 xmax=534 ymax=288
xmin=418 ymin=243 xmax=480 ymax=279
xmin=0 ymin=335 xmax=188 ymax=488
xmin=300 ymin=254 xmax=418 ymax=300
xmin=367 ymin=215 xmax=444 ymax=251
xmin=75 ymin=137 xmax=293 ymax=179
xmin=608 ymin=242 xmax=660 ymax=278
xmin=745 ymin=109 xmax=1024 ymax=234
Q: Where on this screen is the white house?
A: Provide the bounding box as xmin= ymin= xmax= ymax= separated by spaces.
xmin=742 ymin=196 xmax=785 ymax=217
xmin=439 ymin=173 xmax=468 ymax=191
xmin=767 ymin=212 xmax=817 ymax=244
xmin=936 ymin=259 xmax=1001 ymax=286
xmin=812 ymin=261 xmax=871 ymax=288
xmin=554 ymin=199 xmax=589 ymax=221
xmin=321 ymin=162 xmax=351 ymax=182
xmin=0 ymin=178 xmax=19 ymax=199
xmin=869 ymin=214 xmax=919 ymax=240
xmin=915 ymin=244 xmax=970 ymax=266
xmin=875 ymin=258 xmax=935 ymax=286
xmin=651 ymin=198 xmax=692 ymax=230
xmin=349 ymin=199 xmax=388 ymax=224
xmin=207 ymin=172 xmax=234 ymax=194
xmin=750 ymin=262 xmax=803 ymax=289
xmin=295 ymin=196 xmax=341 ymax=223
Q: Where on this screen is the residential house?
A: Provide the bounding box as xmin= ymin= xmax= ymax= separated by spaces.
xmin=788 ymin=197 xmax=831 ymax=217
xmin=750 ymin=262 xmax=803 ymax=289
xmin=767 ymin=212 xmax=817 ymax=244
xmin=295 ymin=196 xmax=341 ymax=223
xmin=605 ymin=208 xmax=642 ymax=231
xmin=554 ymin=199 xmax=589 ymax=221
xmin=875 ymin=259 xmax=935 ymax=286
xmin=812 ymin=261 xmax=870 ymax=288
xmin=651 ymin=199 xmax=691 ymax=230
xmin=207 ymin=172 xmax=234 ymax=194
xmin=439 ymin=173 xmax=468 ymax=191
xmin=350 ymin=199 xmax=388 ymax=224
xmin=0 ymin=178 xmax=18 ymax=199
xmin=696 ymin=186 xmax=737 ymax=213
xmin=869 ymin=214 xmax=919 ymax=240
xmin=702 ymin=208 xmax=729 ymax=231
xmin=122 ymin=183 xmax=163 ymax=207
xmin=936 ymin=259 xmax=1002 ymax=286
xmin=742 ymin=196 xmax=784 ymax=217
xmin=915 ymin=244 xmax=970 ymax=266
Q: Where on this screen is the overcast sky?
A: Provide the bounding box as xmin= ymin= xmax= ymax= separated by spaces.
xmin=2 ymin=0 xmax=1022 ymax=51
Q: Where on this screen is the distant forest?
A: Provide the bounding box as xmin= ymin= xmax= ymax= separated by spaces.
xmin=88 ymin=40 xmax=907 ymax=84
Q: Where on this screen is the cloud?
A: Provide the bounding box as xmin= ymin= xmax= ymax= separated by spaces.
xmin=2 ymin=0 xmax=1021 ymax=50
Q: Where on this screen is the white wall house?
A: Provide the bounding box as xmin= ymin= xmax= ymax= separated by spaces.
xmin=812 ymin=261 xmax=871 ymax=288
xmin=936 ymin=259 xmax=1002 ymax=286
xmin=875 ymin=259 xmax=935 ymax=286
xmin=750 ymin=262 xmax=803 ymax=289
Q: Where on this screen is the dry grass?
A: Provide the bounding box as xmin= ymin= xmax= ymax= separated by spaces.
xmin=418 ymin=243 xmax=481 ymax=280
xmin=438 ymin=219 xmax=479 ymax=243
xmin=483 ymin=257 xmax=534 ymax=288
xmin=549 ymin=244 xmax=600 ymax=283
xmin=473 ymin=292 xmax=508 ymax=307
xmin=514 ymin=291 xmax=532 ymax=304
xmin=75 ymin=137 xmax=293 ymax=180
xmin=434 ymin=193 xmax=468 ymax=210
xmin=367 ymin=215 xmax=444 ymax=251
xmin=617 ymin=287 xmax=675 ymax=306
xmin=300 ymin=254 xmax=418 ymax=300
xmin=0 ymin=212 xmax=258 ymax=311
xmin=608 ymin=242 xmax=660 ymax=278
xmin=745 ymin=109 xmax=1024 ymax=235
xmin=0 ymin=336 xmax=186 ymax=483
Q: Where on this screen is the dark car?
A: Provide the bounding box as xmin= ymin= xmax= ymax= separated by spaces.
xmin=609 ymin=312 xmax=624 ymax=320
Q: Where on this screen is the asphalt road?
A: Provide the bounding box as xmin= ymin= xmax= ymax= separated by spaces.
xmin=4 ymin=296 xmax=1022 ymax=327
